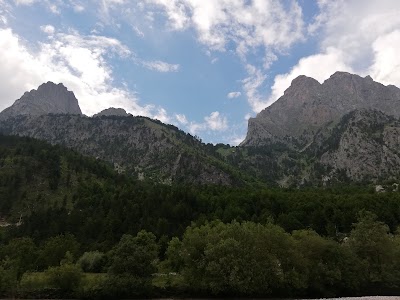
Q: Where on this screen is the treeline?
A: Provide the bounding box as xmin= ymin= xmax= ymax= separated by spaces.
xmin=2 ymin=135 xmax=400 ymax=297
xmin=10 ymin=182 xmax=400 ymax=250
xmin=1 ymin=213 xmax=400 ymax=298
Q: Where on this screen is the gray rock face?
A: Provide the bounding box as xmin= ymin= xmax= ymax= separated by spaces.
xmin=312 ymin=110 xmax=400 ymax=182
xmin=242 ymin=72 xmax=400 ymax=147
xmin=0 ymin=114 xmax=237 ymax=185
xmin=3 ymin=76 xmax=400 ymax=186
xmin=0 ymin=82 xmax=244 ymax=186
xmin=0 ymin=82 xmax=82 ymax=120
xmin=93 ymin=107 xmax=130 ymax=117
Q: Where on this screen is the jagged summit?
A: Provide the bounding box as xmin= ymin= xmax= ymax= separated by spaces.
xmin=0 ymin=81 xmax=82 ymax=120
xmin=93 ymin=107 xmax=130 ymax=117
xmin=242 ymin=71 xmax=400 ymax=147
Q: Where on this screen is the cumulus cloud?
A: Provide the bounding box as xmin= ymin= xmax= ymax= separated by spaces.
xmin=146 ymin=0 xmax=304 ymax=55
xmin=188 ymin=111 xmax=228 ymax=134
xmin=268 ymin=47 xmax=352 ymax=105
xmin=40 ymin=24 xmax=55 ymax=35
xmin=368 ymin=30 xmax=400 ymax=85
xmin=227 ymin=91 xmax=241 ymax=99
xmin=205 ymin=111 xmax=228 ymax=131
xmin=142 ymin=60 xmax=180 ymax=72
xmin=0 ymin=27 xmax=159 ymax=117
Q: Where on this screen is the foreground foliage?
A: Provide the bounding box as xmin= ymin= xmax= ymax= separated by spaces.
xmin=1 ymin=135 xmax=400 ymax=298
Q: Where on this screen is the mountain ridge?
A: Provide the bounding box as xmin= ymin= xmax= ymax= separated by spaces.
xmin=242 ymin=71 xmax=400 ymax=148
xmin=2 ymin=72 xmax=400 ymax=186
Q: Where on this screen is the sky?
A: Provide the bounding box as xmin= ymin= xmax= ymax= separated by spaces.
xmin=1 ymin=1 xmax=400 ymax=145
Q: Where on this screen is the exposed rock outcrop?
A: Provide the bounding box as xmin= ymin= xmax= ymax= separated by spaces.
xmin=0 ymin=82 xmax=82 ymax=120
xmin=93 ymin=108 xmax=130 ymax=117
xmin=242 ymin=72 xmax=400 ymax=148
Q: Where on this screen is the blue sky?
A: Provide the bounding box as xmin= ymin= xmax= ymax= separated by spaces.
xmin=1 ymin=0 xmax=400 ymax=145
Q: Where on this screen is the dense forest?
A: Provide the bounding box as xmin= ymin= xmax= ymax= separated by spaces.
xmin=1 ymin=135 xmax=400 ymax=298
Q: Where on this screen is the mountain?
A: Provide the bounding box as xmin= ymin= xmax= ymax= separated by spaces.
xmin=0 ymin=114 xmax=252 ymax=185
xmin=0 ymin=134 xmax=115 ymax=220
xmin=93 ymin=107 xmax=130 ymax=117
xmin=0 ymin=83 xmax=255 ymax=185
xmin=242 ymin=72 xmax=400 ymax=148
xmin=2 ymin=74 xmax=400 ymax=187
xmin=308 ymin=109 xmax=400 ymax=182
xmin=226 ymin=72 xmax=400 ymax=186
xmin=230 ymin=108 xmax=400 ymax=186
xmin=0 ymin=82 xmax=82 ymax=121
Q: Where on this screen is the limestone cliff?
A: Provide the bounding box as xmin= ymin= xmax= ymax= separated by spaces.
xmin=0 ymin=82 xmax=82 ymax=120
xmin=242 ymin=72 xmax=400 ymax=148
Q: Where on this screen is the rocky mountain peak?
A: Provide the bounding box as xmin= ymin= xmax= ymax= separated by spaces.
xmin=289 ymin=75 xmax=320 ymax=89
xmin=242 ymin=71 xmax=400 ymax=148
xmin=0 ymin=82 xmax=82 ymax=120
xmin=93 ymin=107 xmax=130 ymax=117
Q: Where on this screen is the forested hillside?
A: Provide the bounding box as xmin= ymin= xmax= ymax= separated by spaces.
xmin=1 ymin=135 xmax=400 ymax=298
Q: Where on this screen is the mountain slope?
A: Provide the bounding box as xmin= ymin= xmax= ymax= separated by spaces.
xmin=308 ymin=109 xmax=400 ymax=182
xmin=0 ymin=82 xmax=257 ymax=186
xmin=242 ymin=72 xmax=400 ymax=148
xmin=2 ymin=75 xmax=400 ymax=187
xmin=0 ymin=114 xmax=252 ymax=185
xmin=0 ymin=134 xmax=115 ymax=222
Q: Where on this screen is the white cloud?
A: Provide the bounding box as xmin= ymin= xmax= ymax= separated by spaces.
xmin=90 ymin=1 xmax=306 ymax=113
xmin=48 ymin=3 xmax=60 ymax=14
xmin=188 ymin=111 xmax=228 ymax=134
xmin=146 ymin=0 xmax=304 ymax=55
xmin=0 ymin=27 xmax=161 ymax=118
xmin=154 ymin=107 xmax=170 ymax=123
xmin=40 ymin=25 xmax=55 ymax=35
xmin=14 ymin=0 xmax=36 ymax=5
xmin=265 ymin=0 xmax=400 ymax=108
xmin=69 ymin=0 xmax=85 ymax=12
xmin=175 ymin=113 xmax=188 ymax=125
xmin=73 ymin=5 xmax=84 ymax=12
xmin=368 ymin=30 xmax=400 ymax=86
xmin=268 ymin=47 xmax=352 ymax=105
xmin=205 ymin=111 xmax=228 ymax=131
xmin=229 ymin=135 xmax=246 ymax=146
xmin=0 ymin=0 xmax=10 ymax=24
xmin=142 ymin=60 xmax=180 ymax=72
xmin=142 ymin=1 xmax=306 ymax=113
xmin=242 ymin=64 xmax=268 ymax=113
xmin=211 ymin=57 xmax=218 ymax=64
xmin=244 ymin=113 xmax=252 ymax=121
xmin=227 ymin=91 xmax=241 ymax=99
xmin=13 ymin=0 xmax=65 ymax=14
xmin=132 ymin=25 xmax=144 ymax=37
xmin=0 ymin=15 xmax=6 ymax=25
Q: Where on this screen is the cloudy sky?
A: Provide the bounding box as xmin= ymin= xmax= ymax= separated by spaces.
xmin=1 ymin=0 xmax=400 ymax=145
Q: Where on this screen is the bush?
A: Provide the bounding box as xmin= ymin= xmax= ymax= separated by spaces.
xmin=45 ymin=263 xmax=83 ymax=292
xmin=77 ymin=251 xmax=105 ymax=273
xmin=0 ymin=266 xmax=17 ymax=295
